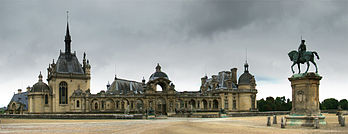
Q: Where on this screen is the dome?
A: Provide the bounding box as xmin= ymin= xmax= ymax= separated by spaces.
xmin=238 ymin=62 xmax=254 ymax=85
xmin=238 ymin=72 xmax=253 ymax=85
xmin=149 ymin=72 xmax=169 ymax=81
xmin=31 ymin=72 xmax=50 ymax=92
xmin=149 ymin=64 xmax=169 ymax=81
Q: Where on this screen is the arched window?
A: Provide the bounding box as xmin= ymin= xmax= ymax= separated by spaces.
xmin=116 ymin=101 xmax=119 ymax=109
xmin=94 ymin=102 xmax=98 ymax=110
xmin=59 ymin=82 xmax=68 ymax=104
xmin=12 ymin=103 xmax=16 ymax=110
xmin=76 ymin=100 xmax=80 ymax=108
xmin=45 ymin=94 xmax=48 ymax=104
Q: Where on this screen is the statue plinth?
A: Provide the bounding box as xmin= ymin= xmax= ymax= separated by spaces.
xmin=286 ymin=72 xmax=326 ymax=126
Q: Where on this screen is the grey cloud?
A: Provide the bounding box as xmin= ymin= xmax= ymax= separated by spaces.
xmin=1 ymin=0 xmax=348 ymax=107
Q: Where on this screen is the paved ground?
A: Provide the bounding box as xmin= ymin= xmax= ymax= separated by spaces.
xmin=0 ymin=114 xmax=347 ymax=134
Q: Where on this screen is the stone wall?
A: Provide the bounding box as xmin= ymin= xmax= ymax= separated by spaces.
xmin=0 ymin=114 xmax=143 ymax=119
xmin=227 ymin=111 xmax=290 ymax=117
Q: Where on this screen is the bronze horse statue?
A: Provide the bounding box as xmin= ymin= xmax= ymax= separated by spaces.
xmin=288 ymin=50 xmax=320 ymax=74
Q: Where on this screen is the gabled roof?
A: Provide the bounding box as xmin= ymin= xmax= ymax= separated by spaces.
xmin=107 ymin=78 xmax=144 ymax=94
xmin=9 ymin=92 xmax=28 ymax=110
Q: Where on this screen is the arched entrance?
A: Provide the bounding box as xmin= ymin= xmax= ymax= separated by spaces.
xmin=202 ymin=99 xmax=208 ymax=110
xmin=213 ymin=99 xmax=219 ymax=109
xmin=136 ymin=99 xmax=144 ymax=113
xmin=189 ymin=99 xmax=196 ymax=110
xmin=156 ymin=98 xmax=166 ymax=115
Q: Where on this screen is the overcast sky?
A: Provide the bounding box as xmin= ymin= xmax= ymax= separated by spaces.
xmin=1 ymin=0 xmax=347 ymax=107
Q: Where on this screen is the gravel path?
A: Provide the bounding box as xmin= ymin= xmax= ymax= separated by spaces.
xmin=0 ymin=114 xmax=347 ymax=134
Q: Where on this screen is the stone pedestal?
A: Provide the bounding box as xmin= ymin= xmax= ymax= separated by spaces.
xmin=285 ymin=72 xmax=326 ymax=126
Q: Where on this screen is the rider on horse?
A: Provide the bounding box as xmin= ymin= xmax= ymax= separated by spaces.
xmin=298 ymin=40 xmax=306 ymax=61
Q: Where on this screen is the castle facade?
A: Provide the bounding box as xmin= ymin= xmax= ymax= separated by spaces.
xmin=6 ymin=21 xmax=258 ymax=115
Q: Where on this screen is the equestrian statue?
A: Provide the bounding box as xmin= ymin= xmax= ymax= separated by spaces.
xmin=288 ymin=40 xmax=320 ymax=74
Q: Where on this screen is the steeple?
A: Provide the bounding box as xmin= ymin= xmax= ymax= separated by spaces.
xmin=64 ymin=11 xmax=71 ymax=54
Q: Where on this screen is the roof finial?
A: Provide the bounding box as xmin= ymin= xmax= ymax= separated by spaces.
xmin=38 ymin=71 xmax=43 ymax=82
xmin=156 ymin=63 xmax=161 ymax=72
xmin=114 ymin=74 xmax=117 ymax=80
xmin=244 ymin=48 xmax=249 ymax=73
xmin=142 ymin=76 xmax=145 ymax=84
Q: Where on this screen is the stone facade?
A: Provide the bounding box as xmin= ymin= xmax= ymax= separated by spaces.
xmin=7 ymin=21 xmax=259 ymax=115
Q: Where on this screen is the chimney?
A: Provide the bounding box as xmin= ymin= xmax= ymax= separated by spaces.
xmin=18 ymin=89 xmax=22 ymax=94
xmin=231 ymin=68 xmax=237 ymax=84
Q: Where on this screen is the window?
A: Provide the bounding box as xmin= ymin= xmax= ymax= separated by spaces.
xmin=59 ymin=82 xmax=68 ymax=104
xmin=116 ymin=101 xmax=119 ymax=109
xmin=94 ymin=102 xmax=98 ymax=110
xmin=251 ymin=95 xmax=255 ymax=109
xmin=101 ymin=101 xmax=104 ymax=109
xmin=76 ymin=100 xmax=80 ymax=108
xmin=131 ymin=101 xmax=134 ymax=109
xmin=224 ymin=99 xmax=228 ymax=109
xmin=233 ymin=100 xmax=237 ymax=109
xmin=44 ymin=94 xmax=48 ymax=104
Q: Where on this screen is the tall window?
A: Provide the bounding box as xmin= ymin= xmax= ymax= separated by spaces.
xmin=251 ymin=95 xmax=255 ymax=109
xmin=59 ymin=82 xmax=68 ymax=104
xmin=224 ymin=99 xmax=228 ymax=109
xmin=76 ymin=100 xmax=80 ymax=108
xmin=233 ymin=100 xmax=237 ymax=109
xmin=45 ymin=94 xmax=48 ymax=104
xmin=116 ymin=101 xmax=119 ymax=109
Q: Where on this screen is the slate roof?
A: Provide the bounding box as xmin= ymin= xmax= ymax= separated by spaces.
xmin=56 ymin=52 xmax=84 ymax=74
xmin=149 ymin=64 xmax=169 ymax=81
xmin=31 ymin=81 xmax=50 ymax=92
xmin=238 ymin=72 xmax=254 ymax=85
xmin=204 ymin=71 xmax=238 ymax=91
xmin=106 ymin=78 xmax=144 ymax=94
xmin=9 ymin=92 xmax=28 ymax=110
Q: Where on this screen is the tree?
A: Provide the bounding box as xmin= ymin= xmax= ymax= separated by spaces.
xmin=257 ymin=96 xmax=292 ymax=112
xmin=321 ymin=98 xmax=339 ymax=110
xmin=339 ymin=99 xmax=348 ymax=110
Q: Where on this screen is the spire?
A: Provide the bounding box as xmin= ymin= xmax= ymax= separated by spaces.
xmin=38 ymin=71 xmax=43 ymax=82
xmin=114 ymin=74 xmax=117 ymax=80
xmin=156 ymin=63 xmax=161 ymax=72
xmin=64 ymin=11 xmax=71 ymax=54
